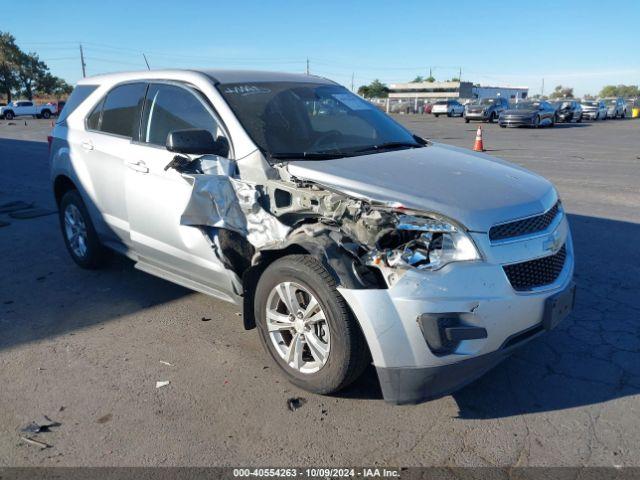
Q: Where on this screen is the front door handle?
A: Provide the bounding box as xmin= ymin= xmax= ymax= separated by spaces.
xmin=81 ymin=140 xmax=94 ymax=151
xmin=126 ymin=160 xmax=149 ymax=173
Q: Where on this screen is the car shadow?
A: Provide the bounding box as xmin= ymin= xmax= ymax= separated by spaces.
xmin=340 ymin=214 xmax=640 ymax=415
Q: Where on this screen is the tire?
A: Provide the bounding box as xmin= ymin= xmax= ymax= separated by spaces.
xmin=4 ymin=111 xmax=14 ymax=120
xmin=41 ymin=109 xmax=51 ymax=119
xmin=577 ymin=114 xmax=582 ymax=123
xmin=58 ymin=190 xmax=110 ymax=269
xmin=490 ymin=112 xmax=496 ymax=123
xmin=254 ymin=255 xmax=369 ymax=395
xmin=434 ymin=114 xmax=439 ymax=118
xmin=500 ymin=124 xmax=506 ymax=128
xmin=447 ymin=110 xmax=452 ymax=117
xmin=464 ymin=117 xmax=470 ymax=123
xmin=550 ymin=115 xmax=556 ymax=127
xmin=533 ymin=115 xmax=540 ymax=128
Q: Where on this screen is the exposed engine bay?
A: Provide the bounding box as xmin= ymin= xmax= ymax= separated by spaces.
xmin=173 ymin=153 xmax=480 ymax=296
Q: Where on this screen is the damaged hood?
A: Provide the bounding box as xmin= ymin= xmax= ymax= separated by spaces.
xmin=287 ymin=143 xmax=556 ymax=232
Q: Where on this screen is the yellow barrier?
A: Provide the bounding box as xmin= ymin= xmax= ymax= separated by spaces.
xmin=632 ymin=107 xmax=639 ymax=118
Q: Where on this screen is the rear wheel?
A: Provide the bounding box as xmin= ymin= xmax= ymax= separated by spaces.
xmin=41 ymin=109 xmax=51 ymax=119
xmin=4 ymin=111 xmax=14 ymax=120
xmin=255 ymin=255 xmax=369 ymax=394
xmin=59 ymin=190 xmax=110 ymax=269
xmin=464 ymin=117 xmax=470 ymax=123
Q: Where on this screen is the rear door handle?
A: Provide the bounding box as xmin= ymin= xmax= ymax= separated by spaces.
xmin=81 ymin=140 xmax=94 ymax=151
xmin=126 ymin=160 xmax=149 ymax=173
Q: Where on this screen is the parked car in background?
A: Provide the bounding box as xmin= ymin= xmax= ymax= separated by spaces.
xmin=580 ymin=100 xmax=607 ymax=120
xmin=499 ymin=100 xmax=557 ymax=128
xmin=464 ymin=97 xmax=509 ymax=123
xmin=49 ymin=69 xmax=574 ymax=404
xmin=432 ymin=100 xmax=464 ymax=117
xmin=553 ymin=100 xmax=583 ymax=123
xmin=55 ymin=101 xmax=66 ymax=116
xmin=604 ymin=98 xmax=627 ymax=119
xmin=0 ymin=100 xmax=55 ymax=120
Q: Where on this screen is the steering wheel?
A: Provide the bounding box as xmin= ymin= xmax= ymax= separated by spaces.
xmin=309 ymin=130 xmax=343 ymax=151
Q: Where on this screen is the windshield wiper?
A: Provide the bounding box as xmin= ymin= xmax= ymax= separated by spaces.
xmin=351 ymin=141 xmax=423 ymax=154
xmin=270 ymin=152 xmax=348 ymax=160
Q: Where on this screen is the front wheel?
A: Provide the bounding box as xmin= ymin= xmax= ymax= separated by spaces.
xmin=4 ymin=111 xmax=14 ymax=120
xmin=255 ymin=255 xmax=369 ymax=395
xmin=464 ymin=117 xmax=470 ymax=123
xmin=434 ymin=114 xmax=440 ymax=118
xmin=41 ymin=110 xmax=51 ymax=119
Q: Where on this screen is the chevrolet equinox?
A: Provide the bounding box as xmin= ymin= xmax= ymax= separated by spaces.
xmin=50 ymin=70 xmax=575 ymax=404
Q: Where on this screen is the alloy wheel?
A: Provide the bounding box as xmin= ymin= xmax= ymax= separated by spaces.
xmin=265 ymin=281 xmax=330 ymax=374
xmin=64 ymin=204 xmax=88 ymax=258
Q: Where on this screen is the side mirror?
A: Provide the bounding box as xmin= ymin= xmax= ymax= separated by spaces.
xmin=166 ymin=129 xmax=230 ymax=157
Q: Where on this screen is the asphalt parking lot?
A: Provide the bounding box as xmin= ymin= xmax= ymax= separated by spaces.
xmin=1 ymin=116 xmax=639 ymax=467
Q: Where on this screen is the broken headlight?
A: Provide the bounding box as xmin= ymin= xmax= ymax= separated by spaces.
xmin=377 ymin=214 xmax=480 ymax=271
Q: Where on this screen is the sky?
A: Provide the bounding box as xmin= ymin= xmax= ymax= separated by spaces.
xmin=4 ymin=0 xmax=639 ymax=96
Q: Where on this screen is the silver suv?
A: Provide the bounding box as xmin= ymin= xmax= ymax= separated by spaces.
xmin=50 ymin=70 xmax=575 ymax=404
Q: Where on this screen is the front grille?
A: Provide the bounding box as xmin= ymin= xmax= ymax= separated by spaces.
xmin=503 ymin=245 xmax=567 ymax=291
xmin=489 ymin=201 xmax=560 ymax=241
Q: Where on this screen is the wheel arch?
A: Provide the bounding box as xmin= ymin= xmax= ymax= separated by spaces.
xmin=53 ymin=174 xmax=78 ymax=206
xmin=240 ymin=233 xmax=385 ymax=330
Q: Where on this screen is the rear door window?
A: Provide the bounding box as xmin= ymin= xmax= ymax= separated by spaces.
xmin=94 ymin=83 xmax=147 ymax=138
xmin=140 ymin=83 xmax=222 ymax=147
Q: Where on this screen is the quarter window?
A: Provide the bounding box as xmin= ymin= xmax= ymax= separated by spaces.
xmin=140 ymin=84 xmax=221 ymax=147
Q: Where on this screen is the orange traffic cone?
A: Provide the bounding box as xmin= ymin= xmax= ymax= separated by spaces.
xmin=473 ymin=126 xmax=485 ymax=152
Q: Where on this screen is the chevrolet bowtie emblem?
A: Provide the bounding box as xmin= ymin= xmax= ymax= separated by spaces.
xmin=543 ymin=231 xmax=562 ymax=252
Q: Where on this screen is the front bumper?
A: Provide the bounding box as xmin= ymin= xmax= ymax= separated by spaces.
xmin=582 ymin=111 xmax=598 ymax=119
xmin=499 ymin=115 xmax=536 ymax=126
xmin=465 ymin=111 xmax=487 ymax=121
xmin=339 ymin=214 xmax=575 ymax=404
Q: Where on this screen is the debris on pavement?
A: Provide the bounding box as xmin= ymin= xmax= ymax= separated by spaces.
xmin=201 ymin=316 xmax=211 ymax=322
xmin=21 ymin=415 xmax=61 ymax=434
xmin=96 ymin=413 xmax=112 ymax=424
xmin=21 ymin=436 xmax=51 ymax=450
xmin=287 ymin=397 xmax=307 ymax=411
xmin=156 ymin=381 xmax=170 ymax=389
xmin=159 ymin=361 xmax=174 ymax=366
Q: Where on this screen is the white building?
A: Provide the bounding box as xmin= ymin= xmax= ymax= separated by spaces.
xmin=472 ymin=85 xmax=529 ymax=101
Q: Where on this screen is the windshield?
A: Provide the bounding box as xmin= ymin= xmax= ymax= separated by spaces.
xmin=605 ymin=99 xmax=617 ymax=105
xmin=513 ymin=102 xmax=539 ymax=110
xmin=474 ymin=98 xmax=496 ymax=106
xmin=434 ymin=101 xmax=447 ymax=105
xmin=583 ymin=101 xmax=598 ymax=106
xmin=217 ymin=82 xmax=420 ymax=159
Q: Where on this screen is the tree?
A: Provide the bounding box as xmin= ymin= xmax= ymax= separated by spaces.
xmin=357 ymin=79 xmax=389 ymax=98
xmin=583 ymin=93 xmax=596 ymax=101
xmin=36 ymin=73 xmax=72 ymax=97
xmin=450 ymin=77 xmax=460 ymax=82
xmin=425 ymin=75 xmax=435 ymax=82
xmin=17 ymin=51 xmax=47 ymax=100
xmin=0 ymin=32 xmax=20 ymax=102
xmin=411 ymin=75 xmax=424 ymax=83
xmin=599 ymin=84 xmax=639 ymax=98
xmin=0 ymin=31 xmax=74 ymax=102
xmin=550 ymin=85 xmax=574 ymax=99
